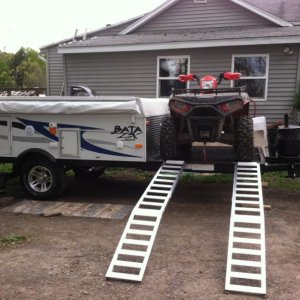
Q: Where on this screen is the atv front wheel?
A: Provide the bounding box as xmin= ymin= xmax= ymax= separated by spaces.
xmin=235 ymin=116 xmax=254 ymax=162
xmin=160 ymin=116 xmax=178 ymax=160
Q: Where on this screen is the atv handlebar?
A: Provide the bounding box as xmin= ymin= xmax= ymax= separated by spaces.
xmin=178 ymin=74 xmax=199 ymax=83
xmin=222 ymin=72 xmax=241 ymax=81
xmin=178 ymin=72 xmax=241 ymax=86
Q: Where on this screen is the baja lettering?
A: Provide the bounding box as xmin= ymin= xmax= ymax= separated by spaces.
xmin=111 ymin=125 xmax=143 ymax=140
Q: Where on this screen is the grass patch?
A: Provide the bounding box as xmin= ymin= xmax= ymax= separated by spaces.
xmin=105 ymin=168 xmax=154 ymax=181
xmin=262 ymin=172 xmax=300 ymax=190
xmin=181 ymin=172 xmax=233 ymax=183
xmin=0 ymin=163 xmax=13 ymax=173
xmin=1 ymin=234 xmax=28 ymax=246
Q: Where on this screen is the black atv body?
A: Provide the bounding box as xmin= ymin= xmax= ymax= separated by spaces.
xmin=160 ymin=87 xmax=254 ymax=162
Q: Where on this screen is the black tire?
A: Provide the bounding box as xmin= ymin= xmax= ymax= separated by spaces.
xmin=74 ymin=166 xmax=105 ymax=180
xmin=160 ymin=116 xmax=178 ymax=160
xmin=235 ymin=116 xmax=254 ymax=162
xmin=20 ymin=158 xmax=66 ymax=200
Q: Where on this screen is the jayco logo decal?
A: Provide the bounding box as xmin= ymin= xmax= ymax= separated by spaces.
xmin=111 ymin=125 xmax=143 ymax=141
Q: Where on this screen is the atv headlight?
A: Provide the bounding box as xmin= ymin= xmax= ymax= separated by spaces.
xmin=201 ymin=80 xmax=214 ymax=89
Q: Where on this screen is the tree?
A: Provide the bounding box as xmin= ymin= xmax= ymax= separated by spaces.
xmin=0 ymin=51 xmax=16 ymax=87
xmin=0 ymin=47 xmax=46 ymax=88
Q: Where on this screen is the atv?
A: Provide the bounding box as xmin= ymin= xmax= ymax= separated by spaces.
xmin=160 ymin=72 xmax=254 ymax=162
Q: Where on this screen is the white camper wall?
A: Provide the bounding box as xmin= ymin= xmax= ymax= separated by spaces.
xmin=10 ymin=114 xmax=147 ymax=162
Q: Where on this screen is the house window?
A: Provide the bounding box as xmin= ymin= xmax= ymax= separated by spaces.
xmin=232 ymin=54 xmax=269 ymax=100
xmin=157 ymin=56 xmax=190 ymax=97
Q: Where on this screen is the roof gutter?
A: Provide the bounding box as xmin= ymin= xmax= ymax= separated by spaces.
xmin=58 ymin=36 xmax=300 ymax=54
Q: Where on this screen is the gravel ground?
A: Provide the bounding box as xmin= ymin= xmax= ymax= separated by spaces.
xmin=0 ymin=174 xmax=299 ymax=300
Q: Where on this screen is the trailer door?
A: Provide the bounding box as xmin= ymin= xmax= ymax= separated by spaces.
xmin=59 ymin=129 xmax=80 ymax=157
xmin=0 ymin=116 xmax=11 ymax=155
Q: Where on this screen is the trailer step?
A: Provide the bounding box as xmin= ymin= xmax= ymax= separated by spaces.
xmin=225 ymin=162 xmax=266 ymax=295
xmin=106 ymin=160 xmax=184 ymax=282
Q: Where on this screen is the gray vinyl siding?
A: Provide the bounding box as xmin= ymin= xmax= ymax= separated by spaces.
xmin=44 ymin=18 xmax=141 ymax=95
xmin=64 ymin=44 xmax=299 ymax=123
xmin=134 ymin=0 xmax=273 ymax=33
xmin=65 ymin=52 xmax=157 ymax=97
xmin=47 ymin=46 xmax=64 ymax=96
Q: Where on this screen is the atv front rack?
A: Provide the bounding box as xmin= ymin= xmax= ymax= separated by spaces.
xmin=172 ymin=86 xmax=245 ymax=96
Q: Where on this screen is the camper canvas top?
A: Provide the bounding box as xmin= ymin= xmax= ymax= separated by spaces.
xmin=0 ymin=96 xmax=169 ymax=117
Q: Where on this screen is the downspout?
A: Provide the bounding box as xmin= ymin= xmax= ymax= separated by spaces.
xmin=62 ymin=53 xmax=68 ymax=96
xmin=46 ymin=49 xmax=50 ymax=96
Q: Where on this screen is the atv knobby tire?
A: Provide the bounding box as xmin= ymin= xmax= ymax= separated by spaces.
xmin=235 ymin=116 xmax=254 ymax=162
xmin=160 ymin=116 xmax=178 ymax=160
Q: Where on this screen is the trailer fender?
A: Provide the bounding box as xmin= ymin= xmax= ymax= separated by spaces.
xmin=15 ymin=149 xmax=57 ymax=172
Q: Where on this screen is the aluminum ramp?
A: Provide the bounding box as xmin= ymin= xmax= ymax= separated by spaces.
xmin=106 ymin=160 xmax=184 ymax=282
xmin=225 ymin=162 xmax=266 ymax=295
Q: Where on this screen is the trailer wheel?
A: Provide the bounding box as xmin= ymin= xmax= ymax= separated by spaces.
xmin=160 ymin=116 xmax=178 ymax=160
xmin=74 ymin=167 xmax=105 ymax=180
xmin=235 ymin=116 xmax=254 ymax=162
xmin=20 ymin=158 xmax=66 ymax=200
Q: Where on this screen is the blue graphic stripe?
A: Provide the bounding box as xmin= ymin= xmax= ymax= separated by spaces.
xmin=17 ymin=117 xmax=141 ymax=158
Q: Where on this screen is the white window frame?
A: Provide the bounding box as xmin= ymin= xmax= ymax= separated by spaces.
xmin=231 ymin=54 xmax=269 ymax=101
xmin=156 ymin=55 xmax=191 ymax=98
xmin=194 ymin=0 xmax=207 ymax=3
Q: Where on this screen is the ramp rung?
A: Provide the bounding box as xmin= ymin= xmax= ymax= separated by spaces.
xmin=237 ymin=177 xmax=258 ymax=181
xmin=236 ymin=194 xmax=259 ymax=198
xmin=134 ymin=208 xmax=161 ymax=217
xmin=232 ymin=237 xmax=261 ymax=244
xmin=114 ymin=260 xmax=143 ymax=268
xmin=233 ymin=227 xmax=261 ymax=234
xmin=127 ymin=229 xmax=153 ymax=236
xmin=235 ymin=200 xmax=259 ymax=205
xmin=233 ymin=215 xmax=261 ymax=223
xmin=157 ymin=174 xmax=177 ymax=178
xmin=154 ymin=179 xmax=174 ymax=183
xmin=151 ymin=184 xmax=172 ymax=188
xmin=106 ymin=272 xmax=142 ymax=282
xmin=229 ymin=272 xmax=262 ymax=280
xmin=234 ymin=207 xmax=260 ymax=212
xmin=162 ymin=165 xmax=182 ymax=170
xmin=118 ymin=249 xmax=147 ymax=257
xmin=140 ymin=201 xmax=163 ymax=207
xmin=231 ymin=259 xmax=262 ymax=267
xmin=236 ymin=182 xmax=259 ymax=186
xmin=237 ymin=167 xmax=257 ymax=171
xmin=237 ymin=172 xmax=258 ymax=176
xmin=147 ymin=189 xmax=169 ymax=194
xmin=225 ymin=162 xmax=266 ymax=295
xmin=144 ymin=195 xmax=166 ymax=200
xmin=226 ymin=284 xmax=266 ymax=295
xmin=130 ymin=220 xmax=156 ymax=226
xmin=106 ymin=160 xmax=184 ymax=282
xmin=231 ymin=248 xmax=262 ymax=255
xmin=166 ymin=160 xmax=185 ymax=165
xmin=237 ymin=162 xmax=258 ymax=166
xmin=123 ymin=239 xmax=150 ymax=246
xmin=236 ymin=188 xmax=259 ymax=192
